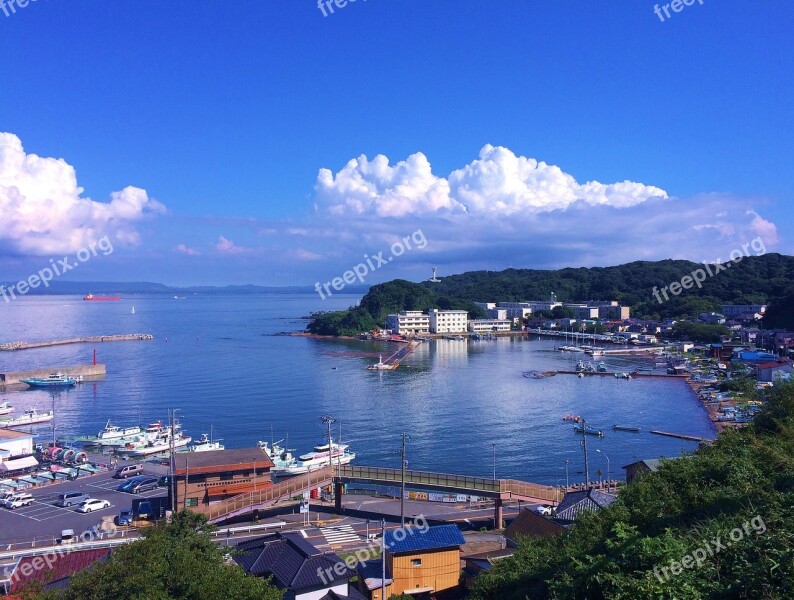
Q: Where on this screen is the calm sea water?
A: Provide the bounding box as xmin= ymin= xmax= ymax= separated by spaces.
xmin=0 ymin=294 xmax=714 ymax=486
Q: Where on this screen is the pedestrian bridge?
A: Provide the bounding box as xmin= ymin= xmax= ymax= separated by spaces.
xmin=203 ymin=465 xmax=561 ymax=524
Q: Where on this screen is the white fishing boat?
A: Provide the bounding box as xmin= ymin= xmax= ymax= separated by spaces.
xmin=97 ymin=421 xmax=143 ymax=442
xmin=124 ymin=433 xmax=192 ymax=457
xmin=271 ymin=440 xmax=356 ymax=476
xmin=187 ymin=431 xmax=224 ymax=452
xmin=0 ymin=408 xmax=54 ymax=428
xmin=0 ymin=402 xmax=14 ymax=416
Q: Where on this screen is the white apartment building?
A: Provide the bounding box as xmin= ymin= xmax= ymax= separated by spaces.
xmin=469 ymin=319 xmax=511 ymax=333
xmin=429 ymin=309 xmax=468 ymax=333
xmin=722 ymin=304 xmax=767 ymax=319
xmin=385 ymin=311 xmax=430 ymax=334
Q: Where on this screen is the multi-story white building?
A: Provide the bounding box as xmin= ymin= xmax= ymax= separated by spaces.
xmin=469 ymin=319 xmax=511 ymax=333
xmin=429 ymin=309 xmax=468 ymax=333
xmin=386 ymin=311 xmax=430 ymax=334
xmin=722 ymin=304 xmax=766 ymax=319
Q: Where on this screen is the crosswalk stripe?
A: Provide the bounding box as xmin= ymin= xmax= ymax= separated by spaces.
xmin=320 ymin=524 xmax=360 ymax=545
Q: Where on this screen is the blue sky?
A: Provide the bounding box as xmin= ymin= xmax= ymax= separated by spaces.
xmin=0 ymin=0 xmax=791 ymax=286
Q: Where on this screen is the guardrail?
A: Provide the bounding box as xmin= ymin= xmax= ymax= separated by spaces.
xmin=338 ymin=465 xmax=502 ymax=494
xmin=0 ymin=535 xmax=136 ymax=562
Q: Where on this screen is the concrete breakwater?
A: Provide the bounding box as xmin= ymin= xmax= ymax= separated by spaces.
xmin=0 ymin=334 xmax=153 ymax=351
xmin=1 ymin=363 xmax=107 ymax=385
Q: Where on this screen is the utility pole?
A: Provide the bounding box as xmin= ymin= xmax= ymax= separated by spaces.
xmin=321 ymin=415 xmax=336 ymax=468
xmin=564 ymin=459 xmax=570 ymax=491
xmin=170 ymin=409 xmax=178 ymax=514
xmin=492 ymin=443 xmax=496 ymax=480
xmin=380 ymin=519 xmax=387 ymax=600
xmin=400 ymin=433 xmax=410 ymax=527
xmin=581 ymin=419 xmax=590 ymax=488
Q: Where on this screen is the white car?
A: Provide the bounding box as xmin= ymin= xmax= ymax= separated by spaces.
xmin=4 ymin=493 xmax=34 ymax=509
xmin=75 ymin=498 xmax=111 ymax=513
xmin=535 ymin=504 xmax=553 ymax=516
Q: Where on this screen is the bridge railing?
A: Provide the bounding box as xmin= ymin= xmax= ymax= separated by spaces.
xmin=500 ymin=479 xmax=561 ymax=503
xmin=204 ymin=466 xmax=334 ymax=521
xmin=338 ymin=465 xmax=502 ymax=494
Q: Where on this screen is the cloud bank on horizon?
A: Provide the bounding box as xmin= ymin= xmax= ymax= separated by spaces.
xmin=0 ymin=132 xmax=783 ymax=284
xmin=308 ymin=144 xmax=779 ymax=276
xmin=0 ymin=133 xmax=165 ymax=256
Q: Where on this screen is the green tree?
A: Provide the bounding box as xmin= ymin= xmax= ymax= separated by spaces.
xmin=60 ymin=511 xmax=282 ymax=600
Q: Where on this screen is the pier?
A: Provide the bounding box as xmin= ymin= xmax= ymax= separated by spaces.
xmin=367 ymin=340 xmax=420 ymax=370
xmin=0 ymin=334 xmax=153 ymax=351
xmin=0 ymin=364 xmax=106 ymax=386
xmin=650 ymin=430 xmax=714 ymax=443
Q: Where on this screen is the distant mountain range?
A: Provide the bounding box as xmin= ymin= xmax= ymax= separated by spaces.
xmin=0 ymin=281 xmax=371 ymax=295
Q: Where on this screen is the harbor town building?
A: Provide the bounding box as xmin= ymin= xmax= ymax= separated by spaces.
xmin=172 ymin=447 xmax=274 ymax=511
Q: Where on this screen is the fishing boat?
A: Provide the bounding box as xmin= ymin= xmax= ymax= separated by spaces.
xmin=19 ymin=373 xmax=79 ymax=388
xmin=0 ymin=402 xmax=14 ymax=416
xmin=612 ymin=425 xmax=641 ymax=432
xmin=187 ymin=431 xmax=224 ymax=452
xmin=83 ymin=294 xmax=120 ymax=301
xmin=573 ymin=423 xmax=604 ymax=437
xmin=614 ymin=372 xmax=632 ymax=379
xmin=0 ymin=408 xmax=54 ymax=428
xmin=96 ymin=421 xmax=144 ymax=442
xmin=259 ymin=439 xmax=304 ymax=475
xmin=596 ymin=362 xmax=608 ymax=373
xmin=124 ymin=433 xmax=192 ymax=456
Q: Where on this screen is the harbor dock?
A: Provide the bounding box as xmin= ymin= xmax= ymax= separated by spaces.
xmin=0 ymin=364 xmax=106 ymax=387
xmin=0 ymin=334 xmax=153 ymax=351
xmin=650 ymin=430 xmax=714 ymax=443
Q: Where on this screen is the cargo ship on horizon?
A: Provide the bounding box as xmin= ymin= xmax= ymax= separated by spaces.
xmin=83 ymin=293 xmax=121 ymax=301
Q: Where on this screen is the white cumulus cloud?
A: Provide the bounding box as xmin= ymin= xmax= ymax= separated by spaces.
xmin=315 ymin=144 xmax=668 ymax=218
xmin=0 ymin=132 xmax=165 ymax=255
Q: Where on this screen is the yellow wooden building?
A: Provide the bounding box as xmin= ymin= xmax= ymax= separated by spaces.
xmin=357 ymin=524 xmax=465 ymax=599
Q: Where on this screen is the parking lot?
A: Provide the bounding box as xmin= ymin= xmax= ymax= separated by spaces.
xmin=0 ymin=463 xmax=168 ymax=545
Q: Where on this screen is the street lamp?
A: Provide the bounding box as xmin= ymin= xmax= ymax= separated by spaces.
xmin=564 ymin=459 xmax=570 ymax=491
xmin=595 ymin=449 xmax=610 ymax=491
xmin=492 ymin=443 xmax=496 ymax=480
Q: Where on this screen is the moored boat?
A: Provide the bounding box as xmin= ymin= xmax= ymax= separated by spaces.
xmin=0 ymin=401 xmax=14 ymax=416
xmin=20 ymin=373 xmax=79 ymax=388
xmin=96 ymin=421 xmax=144 ymax=442
xmin=123 ymin=433 xmax=192 ymax=456
xmin=187 ymin=432 xmax=224 ymax=452
xmin=0 ymin=408 xmax=54 ymax=428
xmin=573 ymin=423 xmax=604 ymax=437
xmin=612 ymin=425 xmax=641 ymax=432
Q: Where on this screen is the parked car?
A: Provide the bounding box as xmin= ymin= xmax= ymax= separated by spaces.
xmin=56 ymin=491 xmax=91 ymax=507
xmin=4 ymin=493 xmax=34 ymax=509
xmin=113 ymin=464 xmax=143 ymax=479
xmin=0 ymin=492 xmax=16 ymax=505
xmin=115 ymin=509 xmax=133 ymax=526
xmin=126 ymin=477 xmax=159 ymax=494
xmin=535 ymin=504 xmax=553 ymax=516
xmin=117 ymin=476 xmax=145 ymax=493
xmin=59 ymin=529 xmax=76 ymax=544
xmin=75 ymin=498 xmax=111 ymax=513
